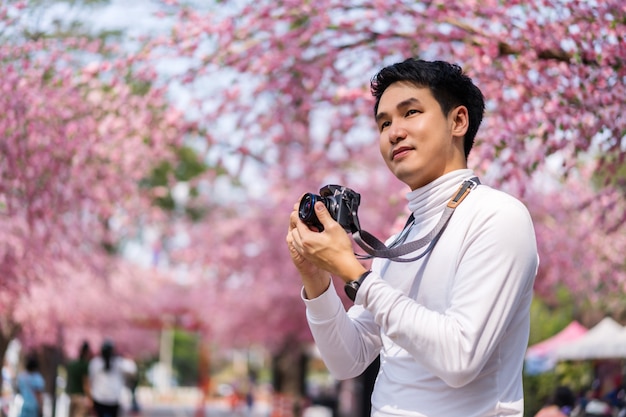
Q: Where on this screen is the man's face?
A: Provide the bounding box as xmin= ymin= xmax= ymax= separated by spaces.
xmin=376 ymin=82 xmax=467 ymax=190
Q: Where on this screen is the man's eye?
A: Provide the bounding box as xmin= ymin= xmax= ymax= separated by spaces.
xmin=406 ymin=109 xmax=419 ymax=116
xmin=380 ymin=121 xmax=390 ymax=130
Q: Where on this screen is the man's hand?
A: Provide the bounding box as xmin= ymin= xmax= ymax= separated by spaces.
xmin=289 ymin=201 xmax=367 ymax=285
xmin=287 ymin=199 xmax=330 ymax=298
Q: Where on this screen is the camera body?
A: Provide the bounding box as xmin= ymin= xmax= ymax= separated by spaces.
xmin=298 ymin=185 xmax=361 ymax=233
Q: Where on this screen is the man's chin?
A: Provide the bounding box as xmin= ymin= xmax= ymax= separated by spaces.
xmin=396 ymin=170 xmax=433 ymax=190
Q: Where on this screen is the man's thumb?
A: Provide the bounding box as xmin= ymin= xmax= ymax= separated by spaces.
xmin=315 ymin=201 xmax=330 ymax=222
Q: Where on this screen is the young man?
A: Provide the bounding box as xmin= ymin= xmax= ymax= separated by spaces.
xmin=286 ymin=59 xmax=539 ymax=416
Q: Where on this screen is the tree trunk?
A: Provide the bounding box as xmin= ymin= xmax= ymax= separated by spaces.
xmin=0 ymin=315 xmax=20 ymax=394
xmin=271 ymin=340 xmax=309 ymax=417
xmin=39 ymin=344 xmax=62 ymax=417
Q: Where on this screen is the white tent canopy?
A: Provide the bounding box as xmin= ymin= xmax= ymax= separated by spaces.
xmin=555 ymin=317 xmax=626 ymax=361
xmin=524 ymin=321 xmax=588 ymax=374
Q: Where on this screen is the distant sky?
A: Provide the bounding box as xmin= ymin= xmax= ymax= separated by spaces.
xmin=85 ymin=0 xmax=164 ymax=35
xmin=31 ymin=0 xmax=166 ymax=38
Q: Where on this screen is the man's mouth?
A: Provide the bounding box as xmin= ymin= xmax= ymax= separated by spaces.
xmin=392 ymin=146 xmax=413 ymax=160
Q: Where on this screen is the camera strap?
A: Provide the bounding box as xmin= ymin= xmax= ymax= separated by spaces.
xmin=353 ymin=177 xmax=480 ymax=262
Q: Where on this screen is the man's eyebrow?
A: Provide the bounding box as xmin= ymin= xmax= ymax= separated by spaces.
xmin=375 ymin=97 xmax=421 ymax=123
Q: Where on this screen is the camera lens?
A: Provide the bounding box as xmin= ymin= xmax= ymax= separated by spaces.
xmin=299 ymin=193 xmax=324 ymax=230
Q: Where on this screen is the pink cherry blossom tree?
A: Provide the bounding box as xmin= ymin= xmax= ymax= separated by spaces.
xmin=0 ymin=1 xmax=190 ymax=366
xmin=529 ymin=166 xmax=626 ymax=314
xmin=154 ymin=0 xmax=625 ymax=189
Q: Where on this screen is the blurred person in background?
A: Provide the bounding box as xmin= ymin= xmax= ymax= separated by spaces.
xmin=534 ymin=386 xmax=576 ymax=417
xmin=2 ymin=359 xmax=15 ymax=417
xmin=66 ymin=341 xmax=92 ymax=417
xmin=88 ymin=340 xmax=136 ymax=417
xmin=16 ymin=354 xmax=45 ymax=417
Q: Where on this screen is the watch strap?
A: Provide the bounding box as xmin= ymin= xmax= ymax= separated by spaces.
xmin=344 ymin=270 xmax=372 ymax=301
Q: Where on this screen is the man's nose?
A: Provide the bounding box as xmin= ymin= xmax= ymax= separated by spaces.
xmin=388 ymin=123 xmax=407 ymax=144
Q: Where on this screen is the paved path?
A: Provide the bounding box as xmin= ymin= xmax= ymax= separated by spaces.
xmin=137 ymin=401 xmax=271 ymax=417
xmin=137 ymin=403 xmax=236 ymax=417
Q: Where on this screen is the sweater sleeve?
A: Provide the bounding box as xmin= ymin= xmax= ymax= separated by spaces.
xmin=303 ymin=273 xmax=383 ymax=380
xmin=358 ymin=191 xmax=539 ymax=388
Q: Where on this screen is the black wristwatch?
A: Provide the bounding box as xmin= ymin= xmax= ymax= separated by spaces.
xmin=344 ymin=270 xmax=372 ymax=302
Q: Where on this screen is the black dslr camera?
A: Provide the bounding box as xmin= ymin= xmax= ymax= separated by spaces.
xmin=298 ymin=185 xmax=361 ymax=233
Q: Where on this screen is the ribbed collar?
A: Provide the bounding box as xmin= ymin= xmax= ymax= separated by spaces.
xmin=406 ymin=169 xmax=475 ymax=224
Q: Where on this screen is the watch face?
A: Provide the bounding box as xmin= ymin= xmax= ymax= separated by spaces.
xmin=344 ymin=281 xmax=359 ymax=301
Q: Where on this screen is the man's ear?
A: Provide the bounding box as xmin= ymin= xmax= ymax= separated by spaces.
xmin=451 ymin=105 xmax=469 ymax=138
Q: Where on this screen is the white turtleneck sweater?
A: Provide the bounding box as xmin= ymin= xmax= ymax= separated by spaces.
xmin=303 ymin=169 xmax=539 ymax=417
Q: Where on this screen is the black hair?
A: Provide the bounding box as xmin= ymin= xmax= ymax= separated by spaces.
xmin=25 ymin=354 xmax=39 ymax=373
xmin=101 ymin=340 xmax=115 ymax=371
xmin=79 ymin=341 xmax=91 ymax=360
xmin=552 ymin=386 xmax=576 ymax=408
xmin=371 ymin=58 xmax=485 ymax=158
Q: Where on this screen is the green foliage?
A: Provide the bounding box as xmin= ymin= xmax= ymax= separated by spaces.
xmin=141 ymin=145 xmax=209 ymax=220
xmin=174 ymin=146 xmax=208 ymax=180
xmin=290 ymin=15 xmax=310 ymax=30
xmin=528 ymin=287 xmax=576 ymax=346
xmin=135 ymin=356 xmax=158 ymax=387
xmin=128 ymin=75 xmax=153 ymax=97
xmin=524 ymin=294 xmax=592 ymax=416
xmin=592 ymin=155 xmax=626 ymax=194
xmin=524 ymin=362 xmax=593 ymax=417
xmin=172 ymin=329 xmax=200 ymax=386
xmin=15 ymin=0 xmax=124 ymax=43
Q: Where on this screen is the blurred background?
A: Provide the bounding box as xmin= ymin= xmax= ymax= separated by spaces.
xmin=1 ymin=1 xmax=625 ymax=417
